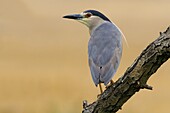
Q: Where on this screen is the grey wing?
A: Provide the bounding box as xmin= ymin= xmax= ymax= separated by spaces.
xmin=100 ymin=47 xmax=122 ymax=85
xmin=88 ymin=24 xmax=122 ymax=86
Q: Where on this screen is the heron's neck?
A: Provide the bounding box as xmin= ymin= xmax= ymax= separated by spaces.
xmin=89 ymin=21 xmax=105 ymax=36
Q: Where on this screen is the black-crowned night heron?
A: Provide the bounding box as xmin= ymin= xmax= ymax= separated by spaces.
xmin=63 ymin=10 xmax=125 ymax=93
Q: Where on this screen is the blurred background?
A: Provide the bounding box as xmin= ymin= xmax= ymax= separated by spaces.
xmin=0 ymin=0 xmax=170 ymax=113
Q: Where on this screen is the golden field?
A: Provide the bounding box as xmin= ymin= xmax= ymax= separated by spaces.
xmin=0 ymin=0 xmax=170 ymax=113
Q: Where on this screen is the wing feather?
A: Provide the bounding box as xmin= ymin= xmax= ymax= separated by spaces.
xmin=88 ymin=22 xmax=122 ymax=86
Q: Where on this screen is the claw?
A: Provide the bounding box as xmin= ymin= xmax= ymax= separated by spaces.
xmin=97 ymin=93 xmax=102 ymax=98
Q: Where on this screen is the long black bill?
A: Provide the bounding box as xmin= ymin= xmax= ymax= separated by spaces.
xmin=63 ymin=14 xmax=83 ymax=20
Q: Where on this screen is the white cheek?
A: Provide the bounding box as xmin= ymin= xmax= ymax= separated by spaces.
xmin=77 ymin=16 xmax=104 ymax=28
xmin=77 ymin=19 xmax=90 ymax=27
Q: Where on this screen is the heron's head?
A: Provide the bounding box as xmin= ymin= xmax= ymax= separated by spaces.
xmin=63 ymin=10 xmax=111 ymax=30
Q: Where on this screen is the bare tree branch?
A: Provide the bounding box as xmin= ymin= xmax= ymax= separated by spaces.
xmin=82 ymin=26 xmax=170 ymax=113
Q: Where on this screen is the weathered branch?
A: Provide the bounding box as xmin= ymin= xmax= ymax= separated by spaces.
xmin=82 ymin=26 xmax=170 ymax=113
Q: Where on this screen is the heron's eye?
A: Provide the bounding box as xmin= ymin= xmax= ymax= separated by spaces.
xmin=85 ymin=13 xmax=92 ymax=18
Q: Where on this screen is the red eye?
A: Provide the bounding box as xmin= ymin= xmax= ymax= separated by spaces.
xmin=85 ymin=13 xmax=92 ymax=18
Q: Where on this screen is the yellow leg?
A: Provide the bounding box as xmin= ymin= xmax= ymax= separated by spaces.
xmin=99 ymin=83 xmax=103 ymax=94
xmin=106 ymin=80 xmax=115 ymax=89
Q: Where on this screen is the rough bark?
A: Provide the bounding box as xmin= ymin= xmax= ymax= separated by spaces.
xmin=82 ymin=26 xmax=170 ymax=113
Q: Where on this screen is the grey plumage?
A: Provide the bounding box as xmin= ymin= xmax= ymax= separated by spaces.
xmin=63 ymin=9 xmax=123 ymax=89
xmin=88 ymin=22 xmax=122 ymax=86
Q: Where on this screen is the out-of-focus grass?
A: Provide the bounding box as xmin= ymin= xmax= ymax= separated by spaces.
xmin=0 ymin=0 xmax=170 ymax=113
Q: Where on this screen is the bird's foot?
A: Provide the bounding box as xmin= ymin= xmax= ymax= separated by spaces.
xmin=97 ymin=93 xmax=102 ymax=98
xmin=106 ymin=80 xmax=115 ymax=89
